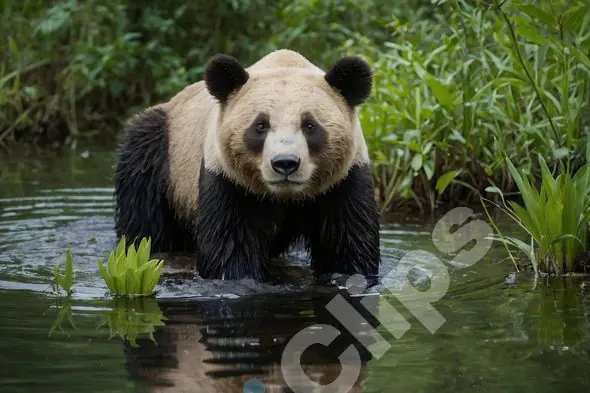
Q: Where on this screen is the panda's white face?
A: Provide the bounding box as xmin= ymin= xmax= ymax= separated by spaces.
xmin=258 ymin=113 xmax=316 ymax=195
xmin=218 ymin=73 xmax=356 ymax=198
xmin=203 ymin=52 xmax=372 ymax=199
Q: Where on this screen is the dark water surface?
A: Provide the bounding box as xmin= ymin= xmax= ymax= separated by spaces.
xmin=1 ymin=146 xmax=589 ymax=393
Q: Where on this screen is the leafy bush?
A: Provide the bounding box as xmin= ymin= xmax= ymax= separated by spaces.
xmin=0 ymin=0 xmax=393 ymax=145
xmin=353 ymin=0 xmax=590 ymax=212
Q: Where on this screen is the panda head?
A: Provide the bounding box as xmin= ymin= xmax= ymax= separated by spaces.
xmin=204 ymin=52 xmax=372 ymax=199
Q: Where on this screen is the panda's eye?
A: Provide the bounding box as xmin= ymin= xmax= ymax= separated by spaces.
xmin=302 ymin=120 xmax=316 ymax=133
xmin=255 ymin=120 xmax=268 ymax=133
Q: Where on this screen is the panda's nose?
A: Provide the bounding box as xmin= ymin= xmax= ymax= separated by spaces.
xmin=271 ymin=154 xmax=301 ymax=176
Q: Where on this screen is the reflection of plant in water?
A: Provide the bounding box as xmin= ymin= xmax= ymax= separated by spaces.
xmin=507 ymin=277 xmax=590 ymax=358
xmin=97 ymin=297 xmax=167 ymax=347
xmin=46 ymin=295 xmax=77 ymax=337
xmin=529 ymin=278 xmax=588 ymax=355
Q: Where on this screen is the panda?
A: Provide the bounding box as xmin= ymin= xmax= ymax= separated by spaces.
xmin=114 ymin=49 xmax=381 ymax=282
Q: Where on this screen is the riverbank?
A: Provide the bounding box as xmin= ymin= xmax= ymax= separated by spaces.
xmin=2 ymin=0 xmax=589 ymax=214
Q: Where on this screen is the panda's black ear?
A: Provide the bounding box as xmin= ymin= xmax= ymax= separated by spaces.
xmin=325 ymin=56 xmax=372 ymax=108
xmin=204 ymin=54 xmax=249 ymax=104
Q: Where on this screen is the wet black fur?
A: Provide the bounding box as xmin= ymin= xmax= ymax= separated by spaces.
xmin=114 ymin=107 xmax=195 ymax=253
xmin=194 ymin=163 xmax=381 ymax=282
xmin=325 ymin=56 xmax=373 ymax=108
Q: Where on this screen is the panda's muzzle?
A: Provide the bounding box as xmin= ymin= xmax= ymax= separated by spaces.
xmin=270 ymin=154 xmax=301 ymax=177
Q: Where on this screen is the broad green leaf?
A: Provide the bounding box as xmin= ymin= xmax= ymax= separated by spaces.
xmin=145 ymin=261 xmax=164 ymax=294
xmin=411 ymin=154 xmax=423 ymax=172
xmin=127 ymin=244 xmax=138 ymax=270
xmin=516 ymin=24 xmax=550 ymax=46
xmin=516 ymin=5 xmax=555 ymax=27
xmin=107 ymin=251 xmax=116 ymax=276
xmin=436 ymin=169 xmax=462 ymax=195
xmin=137 ymin=237 xmax=150 ymax=266
xmin=138 ymin=260 xmax=161 ymax=293
xmin=114 ymin=273 xmax=126 ymax=295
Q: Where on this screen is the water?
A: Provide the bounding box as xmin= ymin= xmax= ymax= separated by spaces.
xmin=1 ymin=145 xmax=589 ymax=393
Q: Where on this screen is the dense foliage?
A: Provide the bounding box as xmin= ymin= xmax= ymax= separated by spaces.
xmin=1 ymin=0 xmax=589 ymax=217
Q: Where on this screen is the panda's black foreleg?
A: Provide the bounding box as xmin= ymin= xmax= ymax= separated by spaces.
xmin=304 ymin=163 xmax=381 ymax=282
xmin=194 ymin=167 xmax=278 ymax=281
xmin=114 ymin=107 xmax=195 ymax=253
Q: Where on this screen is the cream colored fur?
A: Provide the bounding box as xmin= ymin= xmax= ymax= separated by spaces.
xmin=160 ymin=49 xmax=370 ymax=220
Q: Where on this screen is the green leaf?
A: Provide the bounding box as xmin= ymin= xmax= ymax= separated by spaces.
xmin=554 ymin=147 xmax=570 ymax=160
xmin=414 ymin=62 xmax=455 ymax=111
xmin=137 ymin=237 xmax=150 ymax=266
xmin=114 ymin=273 xmax=126 ymax=295
xmin=145 ymin=261 xmax=164 ymax=294
xmin=63 ymin=248 xmax=73 ymax=293
xmin=562 ymin=3 xmax=589 ymax=31
xmin=116 ymin=235 xmax=126 ymax=259
xmin=107 ymin=251 xmax=116 ymax=276
xmin=516 ymin=5 xmax=555 ymax=27
xmin=571 ymin=47 xmax=590 ymax=70
xmin=516 ymin=24 xmax=551 ymax=46
xmin=411 ymin=154 xmax=423 ymax=172
xmin=423 ymin=161 xmax=434 ymax=181
xmin=436 ymin=169 xmax=462 ymax=195
xmin=98 ymin=259 xmax=116 ymax=293
xmin=127 ymin=243 xmax=138 ymax=270
xmin=138 ymin=260 xmax=161 ymax=293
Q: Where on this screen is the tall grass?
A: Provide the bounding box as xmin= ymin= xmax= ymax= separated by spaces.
xmin=483 ymin=143 xmax=590 ymax=276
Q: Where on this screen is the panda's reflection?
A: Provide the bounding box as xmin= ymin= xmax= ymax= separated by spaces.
xmin=123 ymin=289 xmax=380 ymax=393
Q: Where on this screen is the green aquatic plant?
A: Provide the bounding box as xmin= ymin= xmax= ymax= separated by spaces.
xmin=52 ymin=248 xmax=74 ymax=295
xmin=484 ymin=148 xmax=590 ymax=276
xmin=97 ymin=297 xmax=167 ymax=347
xmin=98 ymin=236 xmax=165 ymax=298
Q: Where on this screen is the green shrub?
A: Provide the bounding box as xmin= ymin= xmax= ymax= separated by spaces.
xmin=0 ymin=0 xmax=393 ymax=145
xmin=353 ymin=0 xmax=590 ymax=213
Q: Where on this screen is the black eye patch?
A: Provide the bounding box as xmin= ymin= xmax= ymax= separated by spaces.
xmin=244 ymin=113 xmax=270 ymax=154
xmin=301 ymin=112 xmax=326 ymax=154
